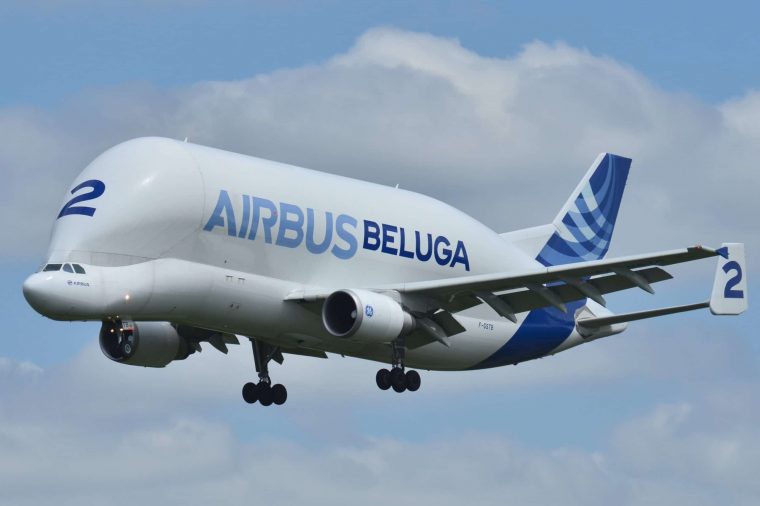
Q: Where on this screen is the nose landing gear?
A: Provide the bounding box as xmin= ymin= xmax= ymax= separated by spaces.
xmin=242 ymin=338 xmax=288 ymax=406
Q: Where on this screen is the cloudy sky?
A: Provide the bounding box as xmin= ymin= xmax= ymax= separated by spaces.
xmin=1 ymin=1 xmax=758 ymax=504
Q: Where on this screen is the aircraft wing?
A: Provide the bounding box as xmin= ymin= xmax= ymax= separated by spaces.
xmin=389 ymin=245 xmax=720 ymax=320
xmin=287 ymin=245 xmax=722 ymax=325
xmin=285 ymin=244 xmax=745 ymax=347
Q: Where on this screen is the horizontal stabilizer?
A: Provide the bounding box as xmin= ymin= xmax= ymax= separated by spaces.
xmin=577 ymin=301 xmax=709 ymax=331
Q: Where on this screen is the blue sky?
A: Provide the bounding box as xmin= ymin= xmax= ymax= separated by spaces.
xmin=3 ymin=0 xmax=760 ymax=106
xmin=1 ymin=2 xmax=759 ymax=504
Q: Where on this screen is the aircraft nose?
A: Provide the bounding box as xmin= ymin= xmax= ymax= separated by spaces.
xmin=22 ymin=273 xmax=52 ymax=314
xmin=23 ymin=268 xmax=105 ymax=320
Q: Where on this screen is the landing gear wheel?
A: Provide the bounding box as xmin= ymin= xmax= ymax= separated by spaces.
xmin=258 ymin=383 xmax=274 ymax=406
xmin=376 ymin=368 xmax=391 ymax=390
xmin=120 ymin=341 xmax=133 ymax=356
xmin=405 ymin=370 xmax=421 ymax=392
xmin=244 ymin=338 xmax=288 ymax=407
xmin=272 ymin=384 xmax=287 ymax=405
xmin=242 ymin=382 xmax=258 ymax=404
xmin=390 ymin=367 xmax=407 ymax=393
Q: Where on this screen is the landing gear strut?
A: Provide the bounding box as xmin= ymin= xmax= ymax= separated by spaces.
xmin=242 ymin=338 xmax=288 ymax=406
xmin=375 ymin=336 xmax=421 ymax=393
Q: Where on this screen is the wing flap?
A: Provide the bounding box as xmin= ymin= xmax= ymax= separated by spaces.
xmin=497 ymin=267 xmax=672 ymax=314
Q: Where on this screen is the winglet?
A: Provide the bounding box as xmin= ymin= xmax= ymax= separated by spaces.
xmin=710 ymin=243 xmax=748 ymax=315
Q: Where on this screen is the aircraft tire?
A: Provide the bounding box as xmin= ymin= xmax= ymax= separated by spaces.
xmin=258 ymin=383 xmax=274 ymax=406
xmin=242 ymin=382 xmax=258 ymax=404
xmin=405 ymin=370 xmax=421 ymax=392
xmin=390 ymin=368 xmax=406 ymax=393
xmin=376 ymin=369 xmax=391 ymax=390
xmin=272 ymin=384 xmax=287 ymax=405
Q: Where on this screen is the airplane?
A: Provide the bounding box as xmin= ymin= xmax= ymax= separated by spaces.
xmin=22 ymin=137 xmax=748 ymax=407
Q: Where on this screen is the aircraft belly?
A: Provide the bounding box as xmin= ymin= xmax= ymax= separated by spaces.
xmin=468 ymin=300 xmax=586 ymax=369
xmin=254 ymin=315 xmax=529 ymax=372
xmin=124 ymin=258 xmax=585 ymax=371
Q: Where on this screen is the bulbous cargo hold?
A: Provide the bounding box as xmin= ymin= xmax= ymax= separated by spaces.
xmin=47 ymin=138 xmax=205 ymax=268
xmin=45 ymin=137 xmax=525 ymax=288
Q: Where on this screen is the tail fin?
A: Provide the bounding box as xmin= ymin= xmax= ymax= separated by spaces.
xmin=535 ymin=153 xmax=631 ymax=266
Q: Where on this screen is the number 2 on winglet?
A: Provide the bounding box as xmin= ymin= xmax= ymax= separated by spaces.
xmin=723 ymin=261 xmax=744 ymax=299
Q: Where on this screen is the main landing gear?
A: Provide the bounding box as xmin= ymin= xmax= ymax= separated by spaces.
xmin=375 ymin=337 xmax=422 ymax=393
xmin=242 ymin=338 xmax=287 ymax=406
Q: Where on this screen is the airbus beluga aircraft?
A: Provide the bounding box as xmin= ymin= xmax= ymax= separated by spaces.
xmin=22 ymin=138 xmax=747 ymax=407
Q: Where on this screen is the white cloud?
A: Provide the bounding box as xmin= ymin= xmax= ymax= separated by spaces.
xmin=0 ymin=356 xmax=43 ymax=380
xmin=720 ymin=90 xmax=760 ymax=139
xmin=2 ymin=27 xmax=758 ymax=265
xmin=611 ymin=401 xmax=760 ymax=505
xmin=2 ymin=381 xmax=760 ymax=505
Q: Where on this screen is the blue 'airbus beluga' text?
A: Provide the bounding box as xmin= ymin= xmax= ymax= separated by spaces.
xmin=203 ymin=190 xmax=470 ymax=270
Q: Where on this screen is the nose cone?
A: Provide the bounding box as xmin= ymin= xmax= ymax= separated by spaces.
xmin=22 ymin=272 xmax=45 ymax=313
xmin=22 ymin=273 xmax=52 ymax=316
xmin=22 ymin=272 xmax=83 ymax=319
xmin=23 ymin=269 xmax=106 ymax=320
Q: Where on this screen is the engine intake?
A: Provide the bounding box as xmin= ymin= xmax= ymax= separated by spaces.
xmin=99 ymin=320 xmax=192 ymax=368
xmin=322 ymin=289 xmax=413 ymax=343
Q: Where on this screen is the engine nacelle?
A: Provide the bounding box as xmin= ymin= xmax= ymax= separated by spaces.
xmin=322 ymin=289 xmax=413 ymax=343
xmin=99 ymin=320 xmax=192 ymax=368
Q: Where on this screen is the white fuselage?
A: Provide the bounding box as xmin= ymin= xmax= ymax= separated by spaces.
xmin=23 ymin=137 xmax=615 ymax=370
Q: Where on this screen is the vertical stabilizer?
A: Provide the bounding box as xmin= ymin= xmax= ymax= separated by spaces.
xmin=535 ymin=153 xmax=631 ymax=266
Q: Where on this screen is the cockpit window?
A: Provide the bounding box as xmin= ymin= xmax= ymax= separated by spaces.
xmin=73 ymin=264 xmax=86 ymax=274
xmin=62 ymin=263 xmax=74 ymax=273
xmin=43 ymin=264 xmax=62 ymax=272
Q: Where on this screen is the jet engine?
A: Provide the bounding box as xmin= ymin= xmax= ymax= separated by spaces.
xmin=99 ymin=320 xmax=193 ymax=368
xmin=322 ymin=289 xmax=413 ymax=343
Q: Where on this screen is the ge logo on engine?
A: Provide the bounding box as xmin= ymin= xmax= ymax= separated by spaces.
xmin=365 ymin=305 xmax=374 ymax=318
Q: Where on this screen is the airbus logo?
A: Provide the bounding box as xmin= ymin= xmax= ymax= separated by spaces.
xmin=203 ymin=190 xmax=470 ymax=270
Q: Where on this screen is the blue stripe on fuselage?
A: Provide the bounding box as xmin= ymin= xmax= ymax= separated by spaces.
xmin=469 ymin=299 xmax=585 ymax=369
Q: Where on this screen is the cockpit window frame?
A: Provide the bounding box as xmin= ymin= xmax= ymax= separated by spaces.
xmin=73 ymin=264 xmax=86 ymax=274
xmin=43 ymin=264 xmax=62 ymax=272
xmin=62 ymin=263 xmax=74 ymax=273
